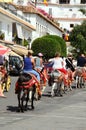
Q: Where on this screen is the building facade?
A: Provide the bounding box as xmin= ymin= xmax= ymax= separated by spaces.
xmin=35 ymin=0 xmax=86 ymax=32
xmin=12 ymin=0 xmax=86 ymax=34
xmin=0 ymin=3 xmax=35 ymax=45
xmin=0 ymin=2 xmax=63 ymax=48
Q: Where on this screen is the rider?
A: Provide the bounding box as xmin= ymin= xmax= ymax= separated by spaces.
xmin=23 ymin=50 xmax=40 ymax=81
xmin=35 ymin=53 xmax=44 ymax=70
xmin=66 ymin=54 xmax=75 ymax=72
xmin=77 ymin=53 xmax=86 ymax=67
xmin=23 ymin=50 xmax=41 ymax=96
xmin=52 ymin=52 xmax=67 ymax=75
xmin=35 ymin=52 xmax=48 ymax=86
xmin=51 ymin=52 xmax=74 ymax=92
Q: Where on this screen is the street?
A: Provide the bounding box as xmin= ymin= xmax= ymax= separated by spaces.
xmin=0 ymin=76 xmax=86 ymax=130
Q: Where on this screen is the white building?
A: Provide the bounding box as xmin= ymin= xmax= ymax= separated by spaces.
xmin=0 ymin=3 xmax=35 ymax=44
xmin=31 ymin=0 xmax=86 ymax=32
xmin=0 ymin=2 xmax=64 ymax=48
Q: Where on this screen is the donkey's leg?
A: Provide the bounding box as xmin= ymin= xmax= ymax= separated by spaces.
xmin=76 ymin=76 xmax=79 ymax=88
xmin=25 ymin=90 xmax=29 ymax=111
xmin=17 ymin=90 xmax=21 ymax=112
xmin=57 ymin=82 xmax=63 ymax=97
xmin=31 ymin=87 xmax=35 ymax=110
xmin=21 ymin=90 xmax=26 ymax=112
xmin=80 ymin=76 xmax=83 ymax=88
xmin=51 ymin=82 xmax=56 ymax=97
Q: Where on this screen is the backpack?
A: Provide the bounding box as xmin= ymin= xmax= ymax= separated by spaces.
xmin=66 ymin=58 xmax=75 ymax=72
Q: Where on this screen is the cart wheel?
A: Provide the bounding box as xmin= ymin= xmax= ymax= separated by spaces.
xmin=6 ymin=76 xmax=11 ymax=92
xmin=1 ymin=83 xmax=6 ymax=92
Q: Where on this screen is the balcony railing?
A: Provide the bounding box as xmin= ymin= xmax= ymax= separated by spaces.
xmin=0 ymin=3 xmax=31 ymax=23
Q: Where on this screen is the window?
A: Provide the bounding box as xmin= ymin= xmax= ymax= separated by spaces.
xmin=70 ymin=24 xmax=74 ymax=28
xmin=59 ymin=0 xmax=70 ymax=4
xmin=69 ymin=9 xmax=72 ymax=11
xmin=7 ymin=24 xmax=10 ymax=35
xmin=81 ymin=0 xmax=86 ymax=4
xmin=49 ymin=8 xmax=52 ymax=15
xmin=17 ymin=0 xmax=24 ymax=4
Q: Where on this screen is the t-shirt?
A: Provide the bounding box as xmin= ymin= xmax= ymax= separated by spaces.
xmin=35 ymin=57 xmax=41 ymax=67
xmin=52 ymin=57 xmax=63 ymax=69
xmin=77 ymin=56 xmax=86 ymax=67
xmin=23 ymin=57 xmax=33 ymax=71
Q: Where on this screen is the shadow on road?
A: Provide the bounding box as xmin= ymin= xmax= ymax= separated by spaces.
xmin=7 ymin=106 xmax=18 ymax=112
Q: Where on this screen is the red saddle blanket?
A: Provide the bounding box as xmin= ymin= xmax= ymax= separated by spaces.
xmin=82 ymin=72 xmax=86 ymax=80
xmin=15 ymin=76 xmax=38 ymax=89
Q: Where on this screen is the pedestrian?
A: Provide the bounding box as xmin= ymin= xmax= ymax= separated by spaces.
xmin=4 ymin=55 xmax=9 ymax=72
xmin=0 ymin=55 xmax=7 ymax=98
xmin=0 ymin=71 xmax=6 ymax=98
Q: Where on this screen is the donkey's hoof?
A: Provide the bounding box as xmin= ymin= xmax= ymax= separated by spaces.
xmin=60 ymin=94 xmax=63 ymax=97
xmin=38 ymin=95 xmax=41 ymax=100
xmin=21 ymin=109 xmax=24 ymax=113
xmin=31 ymin=106 xmax=35 ymax=110
xmin=17 ymin=108 xmax=21 ymax=112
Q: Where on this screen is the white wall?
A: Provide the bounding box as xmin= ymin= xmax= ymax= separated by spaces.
xmin=0 ymin=15 xmax=12 ymax=41
xmin=36 ymin=3 xmax=86 ymax=31
xmin=26 ymin=13 xmax=63 ymax=47
xmin=50 ymin=0 xmax=81 ymax=4
xmin=70 ymin=0 xmax=81 ymax=4
xmin=59 ymin=20 xmax=82 ymax=31
xmin=13 ymin=0 xmax=28 ymax=5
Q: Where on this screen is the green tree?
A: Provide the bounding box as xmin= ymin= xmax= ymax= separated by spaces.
xmin=43 ymin=35 xmax=66 ymax=57
xmin=69 ymin=20 xmax=86 ymax=54
xmin=31 ymin=35 xmax=67 ymax=60
xmin=79 ymin=9 xmax=86 ymax=15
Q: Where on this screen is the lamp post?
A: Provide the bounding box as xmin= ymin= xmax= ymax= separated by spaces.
xmin=27 ymin=37 xmax=31 ymax=49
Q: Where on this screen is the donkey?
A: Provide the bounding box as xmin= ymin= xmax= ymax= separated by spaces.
xmin=15 ymin=73 xmax=39 ymax=112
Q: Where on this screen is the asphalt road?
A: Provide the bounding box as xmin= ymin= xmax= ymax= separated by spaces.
xmin=0 ymin=76 xmax=86 ymax=130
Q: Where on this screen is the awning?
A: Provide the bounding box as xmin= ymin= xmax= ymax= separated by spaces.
xmin=8 ymin=50 xmax=23 ymax=60
xmin=0 ymin=44 xmax=11 ymax=56
xmin=8 ymin=45 xmax=29 ymax=56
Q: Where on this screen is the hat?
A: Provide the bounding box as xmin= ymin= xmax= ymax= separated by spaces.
xmin=38 ymin=53 xmax=43 ymax=57
xmin=28 ymin=50 xmax=33 ymax=54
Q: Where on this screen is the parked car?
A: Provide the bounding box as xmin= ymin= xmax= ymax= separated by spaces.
xmin=9 ymin=56 xmax=23 ymax=75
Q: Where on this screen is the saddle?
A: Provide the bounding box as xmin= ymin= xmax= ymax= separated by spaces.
xmin=15 ymin=73 xmax=37 ymax=91
xmin=50 ymin=69 xmax=62 ymax=82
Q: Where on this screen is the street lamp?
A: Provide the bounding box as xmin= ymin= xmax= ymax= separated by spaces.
xmin=27 ymin=37 xmax=31 ymax=49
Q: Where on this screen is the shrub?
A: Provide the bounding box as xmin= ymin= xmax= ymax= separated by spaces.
xmin=31 ymin=35 xmax=66 ymax=60
xmin=43 ymin=35 xmax=67 ymax=57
